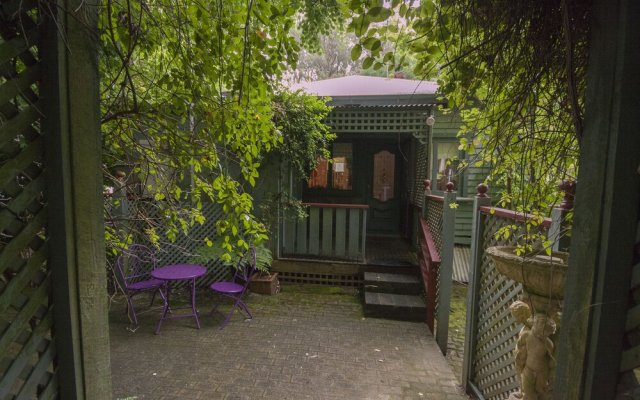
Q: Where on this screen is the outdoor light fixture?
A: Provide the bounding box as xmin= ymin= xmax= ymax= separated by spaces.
xmin=426 ymin=111 xmax=436 ymax=127
xmin=412 ymin=108 xmax=436 ymax=144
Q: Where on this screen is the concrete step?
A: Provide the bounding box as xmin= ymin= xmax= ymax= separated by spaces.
xmin=363 ymin=272 xmax=423 ymax=295
xmin=363 ymin=292 xmax=426 ymax=322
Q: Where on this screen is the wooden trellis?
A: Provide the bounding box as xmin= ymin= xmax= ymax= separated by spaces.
xmin=0 ymin=2 xmax=58 ymax=398
xmin=462 ymin=190 xmax=554 ymax=400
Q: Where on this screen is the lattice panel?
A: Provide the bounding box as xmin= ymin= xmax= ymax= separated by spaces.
xmin=413 ymin=143 xmax=428 ymax=207
xmin=471 ymin=214 xmax=547 ymax=399
xmin=425 ymin=198 xmax=443 ymax=253
xmin=617 ymin=206 xmax=640 ymax=397
xmin=127 ymin=201 xmax=230 ymax=288
xmin=0 ymin=4 xmax=59 ymax=398
xmin=326 ymin=109 xmax=429 ymax=135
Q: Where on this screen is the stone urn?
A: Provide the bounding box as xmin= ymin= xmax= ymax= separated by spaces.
xmin=486 ymin=245 xmax=569 ymax=400
xmin=487 ymin=246 xmax=568 ymax=305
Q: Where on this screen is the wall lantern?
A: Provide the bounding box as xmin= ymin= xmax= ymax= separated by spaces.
xmin=412 ymin=107 xmax=435 ymax=144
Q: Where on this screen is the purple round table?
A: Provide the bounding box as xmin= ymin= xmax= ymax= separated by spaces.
xmin=151 ymin=264 xmax=207 ymax=334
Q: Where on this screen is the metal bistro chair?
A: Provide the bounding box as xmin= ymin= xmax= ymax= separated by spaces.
xmin=209 ymin=247 xmax=257 ymax=329
xmin=115 ymin=244 xmax=167 ymax=325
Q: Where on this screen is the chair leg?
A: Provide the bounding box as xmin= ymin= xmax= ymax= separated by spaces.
xmin=149 ymin=290 xmax=158 ymax=307
xmin=126 ymin=294 xmax=138 ymax=325
xmin=219 ymin=297 xmax=248 ymax=329
xmin=237 ymin=301 xmax=252 ymax=319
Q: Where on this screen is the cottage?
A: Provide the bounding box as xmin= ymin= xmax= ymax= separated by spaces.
xmin=269 ymin=75 xmax=486 ymax=272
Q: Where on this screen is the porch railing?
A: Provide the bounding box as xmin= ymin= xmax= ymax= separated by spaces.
xmin=418 ymin=181 xmax=456 ymax=355
xmin=281 ymin=203 xmax=368 ymax=262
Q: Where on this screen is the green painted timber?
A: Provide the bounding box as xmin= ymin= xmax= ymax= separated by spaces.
xmin=348 ymin=209 xmax=360 ymax=256
xmin=322 ymin=208 xmax=333 ymax=255
xmin=283 ymin=214 xmax=296 ymax=254
xmin=0 ymin=64 xmax=40 ymax=106
xmin=296 ymin=216 xmax=308 ymax=253
xmin=0 ymin=311 xmax=53 ymax=399
xmin=309 ymin=207 xmax=320 ymax=254
xmin=335 ymin=208 xmax=347 ymax=257
xmin=555 ymin=1 xmax=640 ymax=398
xmin=455 ymin=199 xmax=474 ymax=245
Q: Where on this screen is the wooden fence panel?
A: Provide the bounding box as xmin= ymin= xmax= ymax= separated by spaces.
xmin=280 ymin=203 xmax=368 ymax=263
xmin=0 ymin=4 xmax=58 ymax=398
xmin=462 ymin=188 xmax=554 ymax=400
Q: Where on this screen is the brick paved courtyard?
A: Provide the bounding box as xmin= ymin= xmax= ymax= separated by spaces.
xmin=109 ymin=285 xmax=469 ymax=400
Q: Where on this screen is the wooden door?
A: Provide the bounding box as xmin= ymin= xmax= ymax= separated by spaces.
xmin=367 ymin=146 xmax=401 ymax=234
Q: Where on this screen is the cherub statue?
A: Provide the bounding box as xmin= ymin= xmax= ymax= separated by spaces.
xmin=518 ymin=312 xmax=556 ymax=400
xmin=509 ymin=301 xmax=532 ymax=400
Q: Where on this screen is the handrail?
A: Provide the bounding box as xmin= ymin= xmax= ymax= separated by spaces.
xmin=419 ymin=217 xmax=441 ymax=263
xmin=425 ymin=194 xmax=444 ymax=203
xmin=302 ymin=202 xmax=369 ymax=210
xmin=479 ymin=206 xmax=552 ymax=228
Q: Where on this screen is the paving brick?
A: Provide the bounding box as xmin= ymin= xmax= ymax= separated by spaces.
xmin=110 ymin=285 xmax=469 ymax=399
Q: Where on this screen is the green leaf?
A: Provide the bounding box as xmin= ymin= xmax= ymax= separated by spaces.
xmin=363 ymin=37 xmax=381 ymax=52
xmin=367 ymin=7 xmax=391 ymax=23
xmin=362 ymin=56 xmax=374 ymax=69
xmin=351 ymin=44 xmax=363 ymax=60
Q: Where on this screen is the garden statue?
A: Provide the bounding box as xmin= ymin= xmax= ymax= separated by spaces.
xmin=514 ymin=311 xmax=557 ymax=400
xmin=509 ymin=301 xmax=532 ymax=399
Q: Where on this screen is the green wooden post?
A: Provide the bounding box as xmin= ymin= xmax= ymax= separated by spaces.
xmin=554 ymin=0 xmax=640 ymax=398
xmin=462 ymin=184 xmax=490 ymax=395
xmin=436 ymin=182 xmax=457 ymax=354
xmin=42 ymin=1 xmax=112 ymax=398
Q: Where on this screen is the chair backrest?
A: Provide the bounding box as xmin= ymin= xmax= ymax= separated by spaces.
xmin=232 ymin=247 xmax=257 ymax=288
xmin=115 ymin=244 xmax=157 ymax=288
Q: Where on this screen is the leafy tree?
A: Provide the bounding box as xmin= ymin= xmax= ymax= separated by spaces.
xmin=348 ymin=0 xmax=590 ymax=214
xmin=100 ymin=0 xmax=344 ymax=261
xmin=291 ymin=32 xmax=360 ymax=82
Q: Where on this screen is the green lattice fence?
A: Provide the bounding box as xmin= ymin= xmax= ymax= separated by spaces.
xmin=0 ymin=2 xmax=59 ymax=398
xmin=115 ymin=201 xmax=231 ymax=289
xmin=464 ymin=206 xmax=552 ymax=400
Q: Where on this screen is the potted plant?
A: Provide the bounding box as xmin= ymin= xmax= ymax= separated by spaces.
xmin=248 ymin=244 xmax=280 ymax=295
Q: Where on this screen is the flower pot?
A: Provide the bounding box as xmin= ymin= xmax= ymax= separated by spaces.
xmin=249 ymin=272 xmax=280 ymax=295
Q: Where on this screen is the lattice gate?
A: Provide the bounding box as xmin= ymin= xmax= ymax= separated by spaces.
xmin=463 ymin=204 xmax=552 ymax=400
xmin=0 ymin=2 xmax=59 ymax=398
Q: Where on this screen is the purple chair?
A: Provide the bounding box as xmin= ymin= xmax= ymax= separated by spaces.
xmin=115 ymin=244 xmax=167 ymax=325
xmin=209 ymin=247 xmax=257 ymax=329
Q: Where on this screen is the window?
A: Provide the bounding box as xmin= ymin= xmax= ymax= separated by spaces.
xmin=433 ymin=142 xmax=460 ymax=191
xmin=308 ymin=158 xmax=328 ymax=188
xmin=307 ymin=143 xmax=353 ymax=190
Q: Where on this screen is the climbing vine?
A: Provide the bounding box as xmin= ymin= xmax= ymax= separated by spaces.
xmin=100 ymin=0 xmax=344 ymax=261
xmin=347 ymin=0 xmax=590 ymax=215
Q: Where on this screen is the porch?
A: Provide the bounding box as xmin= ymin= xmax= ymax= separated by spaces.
xmin=109 ymin=286 xmax=468 ymax=400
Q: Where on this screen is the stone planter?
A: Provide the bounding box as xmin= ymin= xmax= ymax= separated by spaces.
xmin=487 ymin=246 xmax=568 ymax=303
xmin=249 ymin=272 xmax=280 ymax=295
xmin=486 ymin=245 xmax=569 ymax=400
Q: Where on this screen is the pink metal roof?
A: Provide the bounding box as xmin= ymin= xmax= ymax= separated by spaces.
xmin=289 ymin=75 xmax=438 ymax=97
